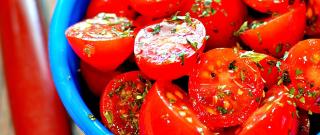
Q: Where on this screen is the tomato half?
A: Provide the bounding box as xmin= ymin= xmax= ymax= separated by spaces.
xmin=129 ymin=0 xmax=183 ymax=18
xmin=238 ymin=85 xmax=298 ymax=135
xmin=66 ymin=13 xmax=134 ymax=72
xmin=239 ymin=3 xmax=306 ymax=58
xmin=183 ymin=0 xmax=247 ymax=49
xmin=139 ymin=81 xmax=212 ymax=135
xmin=239 ymin=51 xmax=279 ymax=89
xmin=281 ymin=39 xmax=320 ymax=113
xmin=80 ymin=61 xmax=120 ymax=97
xmin=242 ymin=0 xmax=301 ymax=14
xmin=306 ymin=0 xmax=320 ymax=37
xmin=189 ymin=48 xmax=264 ymax=129
xmin=134 ymin=14 xmax=206 ymax=80
xmin=100 ymin=71 xmax=152 ymax=135
xmin=86 ymin=0 xmax=136 ymax=19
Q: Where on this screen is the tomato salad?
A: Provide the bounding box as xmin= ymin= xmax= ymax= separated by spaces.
xmin=65 ymin=0 xmax=320 ymax=134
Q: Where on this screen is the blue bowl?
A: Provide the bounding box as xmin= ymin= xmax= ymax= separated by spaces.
xmin=49 ymin=0 xmax=112 ymax=134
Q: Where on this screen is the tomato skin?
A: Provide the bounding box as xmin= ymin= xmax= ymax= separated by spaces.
xmin=80 ymin=61 xmax=120 ymax=97
xmin=134 ymin=16 xmax=206 ymax=80
xmin=281 ymin=39 xmax=320 ymax=113
xmin=139 ymin=81 xmax=212 ymax=135
xmin=306 ymin=0 xmax=320 ymax=37
xmin=183 ymin=0 xmax=247 ymax=49
xmin=100 ymin=71 xmax=152 ymax=135
xmin=238 ymin=85 xmax=298 ymax=135
xmin=86 ymin=0 xmax=136 ymax=19
xmin=242 ymin=0 xmax=300 ymax=14
xmin=0 ymin=0 xmax=71 ymax=134
xmin=240 ymin=3 xmax=306 ymax=58
xmin=189 ymin=48 xmax=264 ymax=129
xmin=129 ymin=0 xmax=183 ymax=18
xmin=66 ymin=13 xmax=134 ymax=72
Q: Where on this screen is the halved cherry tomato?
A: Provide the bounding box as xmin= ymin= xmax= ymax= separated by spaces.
xmin=242 ymin=0 xmax=301 ymax=14
xmin=80 ymin=61 xmax=120 ymax=97
xmin=281 ymin=39 xmax=320 ymax=113
xmin=139 ymin=81 xmax=213 ymax=135
xmin=129 ymin=0 xmax=183 ymax=18
xmin=306 ymin=0 xmax=320 ymax=37
xmin=238 ymin=85 xmax=298 ymax=135
xmin=134 ymin=14 xmax=206 ymax=80
xmin=86 ymin=0 xmax=136 ymax=19
xmin=239 ymin=3 xmax=306 ymax=58
xmin=239 ymin=51 xmax=279 ymax=89
xmin=189 ymin=48 xmax=264 ymax=129
xmin=66 ymin=13 xmax=134 ymax=72
xmin=100 ymin=71 xmax=152 ymax=135
xmin=183 ymin=0 xmax=247 ymax=49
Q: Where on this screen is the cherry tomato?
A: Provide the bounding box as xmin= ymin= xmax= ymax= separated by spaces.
xmin=86 ymin=0 xmax=136 ymax=19
xmin=134 ymin=14 xmax=206 ymax=80
xmin=183 ymin=0 xmax=247 ymax=49
xmin=65 ymin=13 xmax=134 ymax=72
xmin=80 ymin=61 xmax=120 ymax=97
xmin=239 ymin=51 xmax=279 ymax=89
xmin=139 ymin=81 xmax=213 ymax=135
xmin=239 ymin=3 xmax=306 ymax=58
xmin=281 ymin=39 xmax=320 ymax=113
xmin=238 ymin=85 xmax=298 ymax=135
xmin=242 ymin=0 xmax=301 ymax=14
xmin=129 ymin=0 xmax=183 ymax=18
xmin=100 ymin=71 xmax=152 ymax=135
xmin=189 ymin=48 xmax=264 ymax=129
xmin=306 ymin=0 xmax=320 ymax=37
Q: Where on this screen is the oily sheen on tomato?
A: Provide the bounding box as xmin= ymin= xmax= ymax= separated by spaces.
xmin=86 ymin=0 xmax=136 ymax=19
xmin=134 ymin=14 xmax=206 ymax=80
xmin=129 ymin=0 xmax=183 ymax=18
xmin=65 ymin=13 xmax=134 ymax=72
xmin=281 ymin=39 xmax=320 ymax=113
xmin=139 ymin=82 xmax=212 ymax=135
xmin=182 ymin=0 xmax=247 ymax=49
xmin=242 ymin=0 xmax=301 ymax=14
xmin=239 ymin=51 xmax=279 ymax=89
xmin=100 ymin=71 xmax=152 ymax=135
xmin=189 ymin=48 xmax=264 ymax=129
xmin=239 ymin=3 xmax=306 ymax=58
xmin=238 ymin=85 xmax=298 ymax=135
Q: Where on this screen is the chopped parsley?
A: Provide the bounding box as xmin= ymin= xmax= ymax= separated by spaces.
xmin=228 ymin=60 xmax=237 ymax=70
xmin=234 ymin=21 xmax=248 ymax=36
xmin=295 ymin=69 xmax=303 ymax=76
xmin=151 ymin=25 xmax=161 ymax=35
xmin=179 ymin=53 xmax=186 ymax=65
xmin=275 ymin=43 xmax=283 ymax=54
xmin=217 ymin=106 xmax=228 ymax=114
xmin=186 ymin=38 xmax=198 ymax=50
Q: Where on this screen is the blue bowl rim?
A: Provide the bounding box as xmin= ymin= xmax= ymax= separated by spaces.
xmin=48 ymin=0 xmax=112 ymax=134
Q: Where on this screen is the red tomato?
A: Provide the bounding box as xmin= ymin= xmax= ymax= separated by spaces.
xmin=239 ymin=51 xmax=279 ymax=89
xmin=242 ymin=0 xmax=301 ymax=14
xmin=239 ymin=3 xmax=306 ymax=58
xmin=139 ymin=81 xmax=213 ymax=135
xmin=281 ymin=39 xmax=320 ymax=113
xmin=189 ymin=48 xmax=264 ymax=129
xmin=65 ymin=13 xmax=134 ymax=72
xmin=238 ymin=85 xmax=298 ymax=135
xmin=86 ymin=0 xmax=136 ymax=19
xmin=80 ymin=61 xmax=120 ymax=97
xmin=134 ymin=15 xmax=206 ymax=80
xmin=100 ymin=71 xmax=152 ymax=135
xmin=183 ymin=0 xmax=247 ymax=49
xmin=129 ymin=0 xmax=183 ymax=18
xmin=306 ymin=0 xmax=320 ymax=37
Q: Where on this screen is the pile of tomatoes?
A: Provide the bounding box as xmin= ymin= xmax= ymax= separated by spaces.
xmin=65 ymin=0 xmax=320 ymax=134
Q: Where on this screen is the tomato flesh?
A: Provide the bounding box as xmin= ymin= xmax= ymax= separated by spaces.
xmin=134 ymin=15 xmax=206 ymax=80
xmin=306 ymin=0 xmax=320 ymax=37
xmin=100 ymin=71 xmax=152 ymax=135
xmin=139 ymin=81 xmax=212 ymax=135
xmin=189 ymin=48 xmax=264 ymax=129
